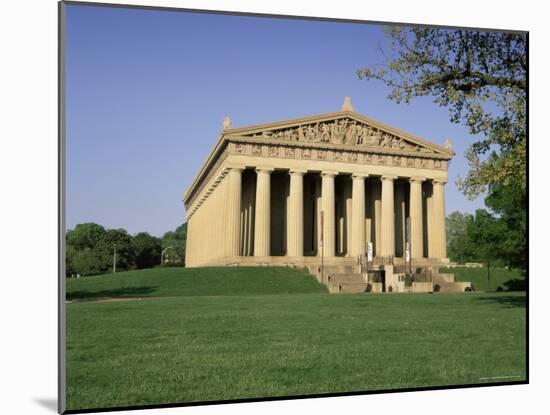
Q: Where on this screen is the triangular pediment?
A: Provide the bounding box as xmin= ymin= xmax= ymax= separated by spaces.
xmin=223 ymin=111 xmax=453 ymax=157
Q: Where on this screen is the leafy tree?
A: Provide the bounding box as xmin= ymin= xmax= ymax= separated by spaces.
xmin=132 ymin=232 xmax=162 ymax=269
xmin=66 ymin=222 xmax=187 ymax=276
xmin=66 ymin=223 xmax=107 ymax=276
xmin=65 ymin=244 xmax=77 ymax=277
xmin=95 ymin=228 xmax=135 ymax=273
xmin=174 ymin=223 xmax=187 ymax=263
xmin=446 ymin=211 xmax=476 ymax=263
xmin=466 ymin=209 xmax=509 ymax=287
xmin=446 ymin=181 xmax=526 ymax=273
xmin=70 ymin=249 xmax=103 ymax=277
xmin=484 ymin=177 xmax=527 ymax=271
xmin=161 ymin=223 xmax=187 ymax=265
xmin=357 ymin=27 xmax=526 ymax=199
xmin=66 ymin=223 xmax=106 ymax=250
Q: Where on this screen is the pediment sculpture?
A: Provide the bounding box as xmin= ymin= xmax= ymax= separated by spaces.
xmin=244 ymin=118 xmax=434 ymax=153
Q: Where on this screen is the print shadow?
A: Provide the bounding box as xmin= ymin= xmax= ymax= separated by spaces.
xmin=66 ymin=285 xmax=158 ymax=301
xmin=33 ymin=398 xmax=57 ymax=412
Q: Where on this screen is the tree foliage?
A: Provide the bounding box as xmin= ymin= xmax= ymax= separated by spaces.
xmin=132 ymin=232 xmax=162 ymax=269
xmin=95 ymin=229 xmax=135 ymax=273
xmin=65 ymin=223 xmax=183 ymax=277
xmin=69 ymin=248 xmax=103 ymax=277
xmin=161 ymin=223 xmax=187 ymax=265
xmin=66 ymin=223 xmax=107 ymax=276
xmin=465 ymin=209 xmax=508 ymax=263
xmin=446 ymin=178 xmax=526 ymax=272
xmin=357 ymin=27 xmax=526 ymax=199
xmin=66 ymin=223 xmax=106 ymax=250
xmin=446 ymin=211 xmax=476 ymax=263
xmin=484 ymin=178 xmax=527 ymax=270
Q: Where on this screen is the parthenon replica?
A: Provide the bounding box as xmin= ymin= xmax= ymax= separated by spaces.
xmin=183 ymin=98 xmax=471 ymax=293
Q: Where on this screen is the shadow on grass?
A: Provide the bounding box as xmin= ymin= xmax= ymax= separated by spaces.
xmin=67 ymin=286 xmax=158 ymax=301
xmin=474 ymin=294 xmax=526 ymax=308
xmin=497 ymin=278 xmax=527 ymax=292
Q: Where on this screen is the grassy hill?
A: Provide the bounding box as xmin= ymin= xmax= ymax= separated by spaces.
xmin=66 ymin=266 xmax=327 ymax=301
xmin=443 ymin=266 xmax=526 ymax=292
xmin=66 ymin=291 xmax=526 ymax=410
xmin=65 ymin=265 xmax=526 ymax=411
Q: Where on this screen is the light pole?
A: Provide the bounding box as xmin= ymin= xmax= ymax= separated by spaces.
xmin=161 ymin=246 xmax=174 ymax=266
xmin=113 ymin=243 xmax=117 ymax=274
xmin=405 ymin=217 xmax=411 ymax=274
xmin=320 ymin=211 xmax=324 ymax=283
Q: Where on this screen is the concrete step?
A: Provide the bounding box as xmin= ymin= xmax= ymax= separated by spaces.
xmin=328 ymin=282 xmax=368 ymax=294
xmin=327 ymin=272 xmax=368 ymax=294
xmin=323 ymin=265 xmax=359 ymax=274
xmin=434 ymin=273 xmax=455 ymax=283
xmin=306 ymin=265 xmax=318 ymax=276
xmin=434 ymin=281 xmax=473 ymax=293
xmin=307 ymin=264 xmax=360 ymax=284
xmin=327 ymin=273 xmax=365 ymax=284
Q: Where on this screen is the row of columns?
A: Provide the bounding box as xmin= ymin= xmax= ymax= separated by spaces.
xmin=225 ymin=167 xmax=447 ymax=259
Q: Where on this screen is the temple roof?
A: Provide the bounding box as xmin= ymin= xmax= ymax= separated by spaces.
xmin=221 ymin=97 xmax=454 ymax=157
xmin=183 ymin=97 xmax=453 ymax=205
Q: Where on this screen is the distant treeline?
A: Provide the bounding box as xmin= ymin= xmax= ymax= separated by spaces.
xmin=65 ymin=222 xmax=187 ymax=277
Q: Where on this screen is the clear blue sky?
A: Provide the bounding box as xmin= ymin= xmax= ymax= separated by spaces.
xmin=66 ymin=4 xmax=485 ymax=237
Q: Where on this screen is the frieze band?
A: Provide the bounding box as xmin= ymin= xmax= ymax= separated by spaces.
xmin=230 ymin=141 xmax=446 ymax=170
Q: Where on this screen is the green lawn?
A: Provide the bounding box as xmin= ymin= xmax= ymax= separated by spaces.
xmin=66 ymin=267 xmax=526 ymax=411
xmin=443 ymin=266 xmax=526 ymax=292
xmin=66 ymin=266 xmax=327 ymax=300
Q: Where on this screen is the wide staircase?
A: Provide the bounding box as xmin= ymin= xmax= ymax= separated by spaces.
xmin=306 ymin=261 xmax=374 ymax=294
xmin=325 ymin=265 xmax=368 ymax=293
xmin=307 ymin=257 xmax=472 ymax=294
xmin=432 ymin=272 xmax=473 ymax=293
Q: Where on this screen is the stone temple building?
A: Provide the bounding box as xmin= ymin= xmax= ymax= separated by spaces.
xmin=183 ymin=98 xmax=471 ymax=293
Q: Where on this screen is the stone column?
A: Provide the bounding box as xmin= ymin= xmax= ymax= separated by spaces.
xmin=431 ymin=179 xmax=447 ymax=259
xmin=241 ymin=176 xmax=254 ymax=257
xmin=394 ymin=182 xmax=406 ymax=257
xmin=247 ymin=184 xmax=255 ymax=256
xmin=344 ymin=180 xmax=353 ymax=256
xmin=380 ymin=175 xmax=396 ymax=258
xmin=374 ymin=182 xmax=382 ymax=256
xmin=226 ymin=167 xmax=242 ymax=257
xmin=315 ymin=178 xmax=322 ymax=255
xmin=287 ymin=169 xmax=305 ymax=257
xmin=426 ymin=185 xmax=434 ymax=258
xmin=350 ymin=174 xmax=367 ymax=257
xmin=409 ymin=177 xmax=424 ymax=259
xmin=321 ymin=171 xmax=337 ymax=257
xmin=213 ymin=177 xmax=222 ymax=260
xmin=254 ymin=167 xmax=272 ymax=257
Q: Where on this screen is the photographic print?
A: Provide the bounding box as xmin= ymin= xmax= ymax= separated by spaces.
xmin=60 ymin=1 xmax=527 ymax=413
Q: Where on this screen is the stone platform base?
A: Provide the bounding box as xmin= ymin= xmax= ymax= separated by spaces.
xmin=187 ymin=256 xmax=471 ymax=294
